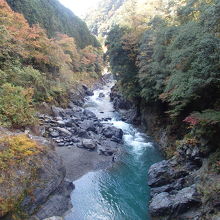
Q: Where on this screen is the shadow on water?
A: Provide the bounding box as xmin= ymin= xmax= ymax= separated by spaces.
xmin=65 ymin=80 xmax=163 ymax=220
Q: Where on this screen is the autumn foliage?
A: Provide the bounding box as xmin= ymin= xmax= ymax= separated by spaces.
xmin=0 ymin=0 xmax=103 ymax=128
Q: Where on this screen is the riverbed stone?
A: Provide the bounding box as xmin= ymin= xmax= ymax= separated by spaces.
xmin=83 ymin=109 xmax=97 ymax=119
xmin=50 ymin=131 xmax=60 ymax=138
xmin=56 ymin=120 xmax=66 ymax=127
xmin=99 ymin=92 xmax=105 ymax=98
xmin=55 ymin=128 xmax=72 ymax=136
xmin=82 ymin=85 xmax=94 ymax=96
xmin=102 ymin=126 xmax=123 ymax=139
xmin=77 ymin=130 xmax=91 ymax=139
xmin=79 ymin=120 xmax=97 ymax=133
xmin=82 ymin=139 xmax=97 ymax=150
xmin=98 ymin=140 xmax=119 ymax=156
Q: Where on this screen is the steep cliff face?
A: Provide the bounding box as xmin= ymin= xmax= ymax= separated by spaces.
xmin=6 ymin=0 xmax=100 ymax=48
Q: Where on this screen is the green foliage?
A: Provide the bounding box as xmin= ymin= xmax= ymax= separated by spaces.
xmin=6 ymin=0 xmax=100 ymax=49
xmin=85 ymin=0 xmax=126 ymax=37
xmin=192 ymin=110 xmax=220 ymax=125
xmin=209 ymin=149 xmax=220 ymax=174
xmin=138 ymin=0 xmax=220 ymax=117
xmin=0 ymin=83 xmax=36 ymax=128
xmin=106 ymin=25 xmax=140 ymax=99
xmin=106 ymin=0 xmax=220 ymax=117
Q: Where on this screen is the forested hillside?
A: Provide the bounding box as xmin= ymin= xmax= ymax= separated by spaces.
xmin=84 ymin=0 xmax=126 ymax=38
xmin=106 ymin=0 xmax=220 ymax=154
xmin=6 ymin=0 xmax=100 ymax=48
xmin=85 ymin=0 xmax=170 ymax=41
xmin=0 ymin=0 xmax=103 ymax=128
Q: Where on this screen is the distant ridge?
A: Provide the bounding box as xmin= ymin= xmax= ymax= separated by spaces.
xmin=6 ymin=0 xmax=100 ymax=48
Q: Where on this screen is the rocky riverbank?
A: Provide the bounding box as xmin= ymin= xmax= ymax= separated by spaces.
xmin=39 ymin=100 xmax=123 ymax=181
xmin=36 ymin=75 xmax=124 ymax=219
xmin=1 ymin=74 xmax=124 ymax=220
xmin=110 ymin=84 xmax=220 ymax=220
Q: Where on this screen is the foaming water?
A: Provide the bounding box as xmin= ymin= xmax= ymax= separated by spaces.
xmin=65 ymin=79 xmax=163 ymax=220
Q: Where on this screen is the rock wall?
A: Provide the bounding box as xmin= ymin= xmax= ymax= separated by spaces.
xmin=0 ymin=129 xmax=74 ymax=220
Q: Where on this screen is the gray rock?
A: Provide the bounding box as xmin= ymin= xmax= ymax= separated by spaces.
xmin=149 ymin=192 xmax=173 ymax=216
xmin=33 ymin=180 xmax=74 ymax=220
xmin=19 ymin=137 xmax=67 ymax=217
xmin=82 ymin=85 xmax=94 ymax=96
xmin=151 ymin=178 xmax=186 ymax=197
xmin=50 ymin=131 xmax=60 ymax=138
xmin=111 ymin=136 xmax=122 ymax=143
xmin=102 ymin=126 xmax=123 ymax=140
xmin=56 ymin=120 xmax=66 ymax=127
xmin=99 ymin=93 xmax=105 ymax=98
xmin=149 ymin=186 xmax=201 ymax=217
xmin=148 ymin=160 xmax=189 ymax=187
xmin=77 ymin=130 xmax=91 ymax=139
xmin=79 ymin=120 xmax=97 ymax=133
xmin=82 ymin=139 xmax=97 ymax=150
xmin=64 ymin=119 xmax=74 ymax=127
xmin=56 ymin=128 xmax=72 ymax=136
xmin=98 ymin=140 xmax=119 ymax=156
xmin=85 ymin=90 xmax=94 ymax=96
xmin=172 ymin=186 xmax=201 ymax=213
xmin=83 ymin=109 xmax=97 ymax=119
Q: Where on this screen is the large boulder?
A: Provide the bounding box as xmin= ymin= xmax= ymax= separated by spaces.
xmin=34 ymin=181 xmax=74 ymax=219
xmin=83 ymin=109 xmax=97 ymax=119
xmin=79 ymin=120 xmax=97 ymax=133
xmin=98 ymin=93 xmax=105 ymax=98
xmin=98 ymin=140 xmax=119 ymax=156
xmin=55 ymin=128 xmax=72 ymax=137
xmin=149 ymin=186 xmax=201 ymax=217
xmin=148 ymin=160 xmax=189 ymax=187
xmin=102 ymin=126 xmax=123 ymax=140
xmin=81 ymin=139 xmax=97 ymax=150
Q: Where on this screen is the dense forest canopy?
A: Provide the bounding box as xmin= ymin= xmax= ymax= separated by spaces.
xmin=85 ymin=0 xmax=126 ymax=37
xmin=6 ymin=0 xmax=100 ymax=48
xmin=106 ymin=0 xmax=220 ymax=122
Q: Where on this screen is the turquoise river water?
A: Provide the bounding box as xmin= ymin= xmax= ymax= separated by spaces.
xmin=65 ymin=80 xmax=163 ymax=220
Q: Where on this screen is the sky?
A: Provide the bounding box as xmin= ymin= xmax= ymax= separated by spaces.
xmin=59 ymin=0 xmax=100 ymax=17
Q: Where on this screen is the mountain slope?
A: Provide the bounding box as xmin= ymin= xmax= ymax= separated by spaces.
xmin=84 ymin=0 xmax=169 ymax=40
xmin=6 ymin=0 xmax=100 ymax=48
xmin=84 ymin=0 xmax=127 ymax=37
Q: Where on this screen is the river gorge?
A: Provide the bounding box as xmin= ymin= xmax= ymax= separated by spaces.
xmin=64 ymin=78 xmax=163 ymax=220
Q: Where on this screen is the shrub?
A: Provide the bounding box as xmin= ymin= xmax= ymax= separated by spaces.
xmin=0 ymin=134 xmax=43 ymax=217
xmin=0 ymin=83 xmax=36 ymax=128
